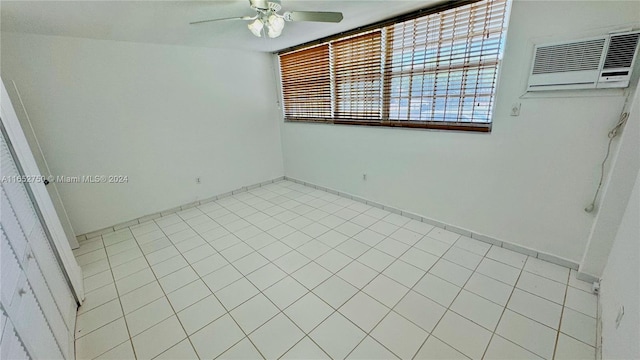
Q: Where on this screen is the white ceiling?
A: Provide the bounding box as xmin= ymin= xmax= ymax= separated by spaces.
xmin=1 ymin=1 xmax=437 ymax=52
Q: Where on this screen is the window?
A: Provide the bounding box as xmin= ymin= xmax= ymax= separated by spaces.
xmin=278 ymin=0 xmax=509 ymax=132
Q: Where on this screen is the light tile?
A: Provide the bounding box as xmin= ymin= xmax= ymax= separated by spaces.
xmin=524 ymin=257 xmax=570 ymax=283
xmin=414 ymin=273 xmax=461 ymax=307
xmin=454 ymin=236 xmax=491 ymax=256
xmin=363 ymin=274 xmax=409 ymax=308
xmin=274 ymin=250 xmax=311 ymax=274
xmin=75 ymin=299 xmax=123 ymax=339
xmin=250 ymin=313 xmax=305 ymax=359
xmin=167 ymin=279 xmax=212 ymax=312
xmin=463 ymin=272 xmax=513 ymax=306
xmin=298 ymin=240 xmax=331 ymax=260
xmin=263 ymin=276 xmax=308 ymax=310
xmin=301 ymin=223 xmax=331 ymax=237
xmin=486 ymin=246 xmax=527 ymax=269
xmin=247 ymin=263 xmax=287 ymax=290
xmin=427 ymin=228 xmax=460 ymax=244
xmin=429 ymin=259 xmax=472 ymax=287
xmin=338 ymin=261 xmax=378 ymax=289
xmin=150 ymin=255 xmax=188 ymax=278
xmin=125 ymin=297 xmax=174 ymax=336
xmin=507 ymin=289 xmax=562 ymax=329
xmin=84 ymin=270 xmax=114 ymax=293
xmin=371 ymin=311 xmax=428 ymax=359
xmin=309 ymin=312 xmax=366 ymax=359
xmin=282 ymin=337 xmax=330 ymax=359
xmin=339 ymin=292 xmax=389 ymax=332
xmin=232 ymin=252 xmax=269 ymax=275
xmin=414 ymin=236 xmax=451 ymax=257
xmin=336 ymin=239 xmax=370 ymax=259
xmin=202 ymin=264 xmax=243 ymax=291
xmin=176 ymin=295 xmax=226 ymax=335
xmin=258 ymin=241 xmax=293 ymax=261
xmin=335 ymin=221 xmax=365 ymax=237
xmin=383 ymin=260 xmax=426 ymax=288
xmin=145 ymin=246 xmax=179 ymax=266
xmin=357 ymin=248 xmax=395 ymax=272
xmin=216 ymin=278 xmax=260 ymax=310
xmin=560 ymin=308 xmax=596 ymax=346
xmin=191 ymin=253 xmax=228 ymax=277
xmin=496 ymin=310 xmax=557 ymax=359
xmin=347 ymin=336 xmax=398 ymax=359
xmin=564 ymin=287 xmax=597 ymax=318
xmin=450 ymin=290 xmax=504 ymax=331
xmin=374 ymin=238 xmax=410 ymax=258
xmin=293 ymin=262 xmax=332 ymax=290
xmin=230 ymin=294 xmax=279 ymax=333
xmin=281 ymin=231 xmax=313 ymax=249
xmin=476 ymin=258 xmax=521 ymax=286
xmin=369 ymin=221 xmax=400 ymax=237
xmin=389 ymin=228 xmax=423 ymax=246
xmin=285 ymin=292 xmax=334 ymax=332
xmin=139 ymin=237 xmax=172 ymax=256
xmin=75 ymin=318 xmax=129 ymax=360
xmin=158 ymin=266 xmax=199 ymax=293
xmin=120 ymin=281 xmax=164 ymax=314
xmin=316 ymin=230 xmax=349 ymax=247
xmin=131 ymin=316 xmax=186 ymax=360
xmin=393 ymin=291 xmax=446 ymax=332
xmin=78 ymin=283 xmax=118 ymax=315
xmin=442 ymin=246 xmax=483 ymax=270
xmin=315 ymin=249 xmax=352 ymax=273
xmin=484 ymin=335 xmax=542 ymax=360
xmin=414 ymin=336 xmax=467 ymax=360
xmin=433 ymin=311 xmax=492 ymax=359
xmin=568 ymin=269 xmax=593 ymax=293
xmin=218 ymin=337 xmax=263 ymax=359
xmin=383 ymin=213 xmax=410 ymax=227
xmin=353 ymin=229 xmax=386 ymax=247
xmin=190 ymin=314 xmax=245 ymax=359
xmin=554 ymin=333 xmax=595 ymax=360
xmin=94 ymin=340 xmax=135 ymax=360
xmin=220 ymin=242 xmax=253 ymax=262
xmin=516 ymin=272 xmax=566 ymax=304
xmin=154 ymin=339 xmax=199 ymax=360
xmin=399 ymin=247 xmax=438 ymax=272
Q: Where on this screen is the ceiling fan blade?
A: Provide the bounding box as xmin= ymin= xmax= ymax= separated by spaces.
xmin=190 ymin=16 xmax=254 ymax=25
xmin=284 ymin=11 xmax=343 ymax=23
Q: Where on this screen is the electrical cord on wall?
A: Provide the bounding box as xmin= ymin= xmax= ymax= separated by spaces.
xmin=584 ymin=111 xmax=630 ymax=213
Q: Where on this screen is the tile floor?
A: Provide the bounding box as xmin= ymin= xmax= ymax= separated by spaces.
xmin=73 ymin=180 xmax=598 ymax=360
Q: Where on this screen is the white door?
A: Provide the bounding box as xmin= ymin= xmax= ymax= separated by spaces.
xmin=1 ymin=79 xmax=82 ymax=359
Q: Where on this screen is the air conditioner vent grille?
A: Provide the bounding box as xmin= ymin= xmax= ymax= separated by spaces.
xmin=603 ymin=33 xmax=640 ymax=69
xmin=532 ymin=39 xmax=605 ymax=74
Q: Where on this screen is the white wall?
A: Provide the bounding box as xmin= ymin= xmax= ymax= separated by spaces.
xmin=1 ymin=32 xmax=284 ymax=235
xmin=279 ymin=0 xmax=640 ymax=263
xmin=600 ymin=167 xmax=640 ymax=360
xmin=579 ymin=85 xmax=640 ymax=278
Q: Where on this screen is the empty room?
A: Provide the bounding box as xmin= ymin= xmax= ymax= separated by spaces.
xmin=0 ymin=0 xmax=638 ymax=359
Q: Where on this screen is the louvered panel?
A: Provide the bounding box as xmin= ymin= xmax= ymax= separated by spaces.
xmin=0 ymin=320 xmax=30 ymax=360
xmin=280 ymin=44 xmax=332 ymax=119
xmin=604 ymin=33 xmax=640 ymax=69
xmin=24 ymin=255 xmax=70 ymax=359
xmin=26 ymin=223 xmax=75 ymax=332
xmin=13 ymin=283 xmax=63 ymax=359
xmin=1 ymin=188 xmax=28 ymax=263
xmin=333 ymin=31 xmax=383 ymax=120
xmin=1 ymin=232 xmax=23 ymax=310
xmin=0 ymin=142 xmax=37 ymax=237
xmin=532 ymin=39 xmax=605 ymax=74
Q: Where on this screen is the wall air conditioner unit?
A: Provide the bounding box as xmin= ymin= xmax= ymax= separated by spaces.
xmin=527 ymin=30 xmax=640 ymax=91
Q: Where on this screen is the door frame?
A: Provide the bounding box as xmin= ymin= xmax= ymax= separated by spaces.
xmin=1 ymin=78 xmax=84 ymax=303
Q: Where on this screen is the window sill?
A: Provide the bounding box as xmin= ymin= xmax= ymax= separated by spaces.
xmin=284 ymin=118 xmax=492 ymax=133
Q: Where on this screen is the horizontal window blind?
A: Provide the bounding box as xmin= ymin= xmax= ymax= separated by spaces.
xmin=280 ymin=44 xmax=331 ymax=119
xmin=333 ymin=31 xmax=383 ymax=121
xmin=279 ymin=0 xmax=509 ymax=132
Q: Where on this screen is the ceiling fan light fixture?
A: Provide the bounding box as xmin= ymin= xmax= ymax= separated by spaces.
xmin=266 ymin=14 xmax=285 ymax=38
xmin=247 ymin=18 xmax=264 ymax=37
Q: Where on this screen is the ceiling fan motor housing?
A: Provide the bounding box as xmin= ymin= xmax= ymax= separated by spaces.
xmin=249 ymin=0 xmax=281 ymax=12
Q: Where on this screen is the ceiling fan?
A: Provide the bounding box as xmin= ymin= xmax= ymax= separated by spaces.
xmin=190 ymin=0 xmax=343 ymax=39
